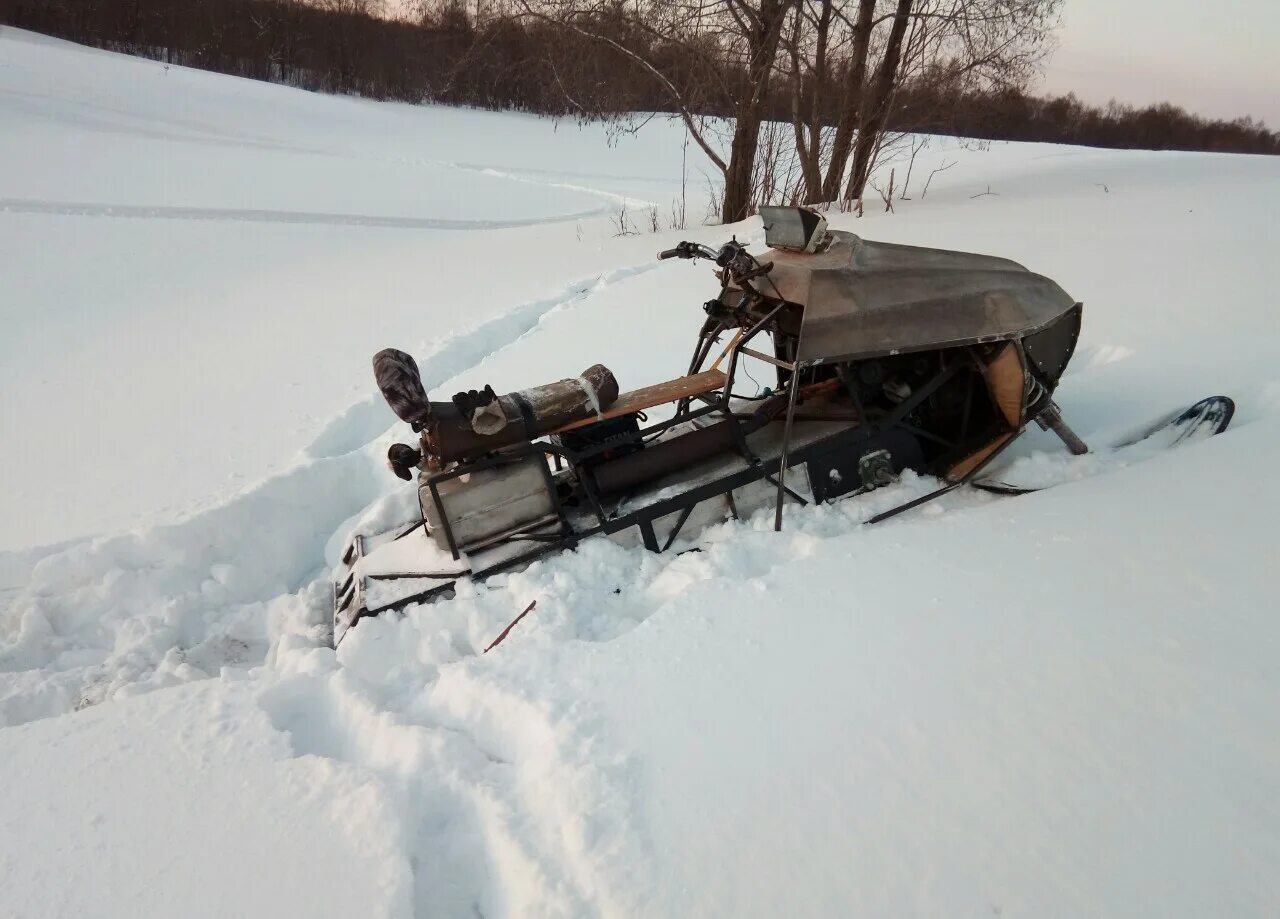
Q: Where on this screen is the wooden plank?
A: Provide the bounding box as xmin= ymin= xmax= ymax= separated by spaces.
xmin=550 ymin=369 xmax=727 ymax=435
xmin=945 ymin=432 xmax=1014 ymax=481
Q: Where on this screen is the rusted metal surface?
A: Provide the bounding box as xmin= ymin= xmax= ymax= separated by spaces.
xmin=483 ymin=601 xmax=538 ymax=653
xmin=514 ymin=363 xmax=619 ymax=427
xmin=425 ymin=364 xmax=619 ymax=463
xmin=593 ymin=420 xmax=737 ymax=495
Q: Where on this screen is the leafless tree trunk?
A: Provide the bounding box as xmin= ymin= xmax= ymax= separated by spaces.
xmin=721 ymin=0 xmax=794 ymax=221
xmin=785 ymin=0 xmax=832 ymax=202
xmin=844 ymin=0 xmax=911 ymax=200
xmin=820 ymin=0 xmax=875 ymax=201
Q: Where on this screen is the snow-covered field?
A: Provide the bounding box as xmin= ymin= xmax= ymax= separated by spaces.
xmin=2 ymin=25 xmax=1279 ymax=918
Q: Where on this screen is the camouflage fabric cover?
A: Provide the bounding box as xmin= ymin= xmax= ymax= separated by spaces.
xmin=373 ymin=348 xmax=431 ymax=428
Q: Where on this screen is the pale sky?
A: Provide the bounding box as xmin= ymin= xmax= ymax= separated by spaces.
xmin=1038 ymin=0 xmax=1279 ymax=126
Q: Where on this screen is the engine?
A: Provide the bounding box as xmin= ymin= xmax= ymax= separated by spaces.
xmin=372 ymin=348 xmax=623 ymax=554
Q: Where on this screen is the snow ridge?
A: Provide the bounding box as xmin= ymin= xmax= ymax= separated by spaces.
xmin=0 ymin=197 xmax=613 ymax=229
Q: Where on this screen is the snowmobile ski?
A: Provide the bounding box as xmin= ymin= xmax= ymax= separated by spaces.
xmin=972 ymin=395 xmax=1234 ymax=496
xmin=1115 ymin=394 xmax=1235 ymax=449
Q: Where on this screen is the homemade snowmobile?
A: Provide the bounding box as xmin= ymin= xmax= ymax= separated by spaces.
xmin=332 ymin=207 xmax=1102 ymax=642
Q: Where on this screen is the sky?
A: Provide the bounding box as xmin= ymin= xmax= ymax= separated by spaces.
xmin=1037 ymin=0 xmax=1279 ymax=126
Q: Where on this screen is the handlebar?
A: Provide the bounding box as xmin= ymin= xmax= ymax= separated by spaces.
xmin=657 ymin=238 xmax=772 ymax=289
xmin=657 ymin=241 xmax=719 ymax=261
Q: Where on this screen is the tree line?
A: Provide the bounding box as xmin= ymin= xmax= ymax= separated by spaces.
xmin=5 ymin=0 xmax=1276 ymax=220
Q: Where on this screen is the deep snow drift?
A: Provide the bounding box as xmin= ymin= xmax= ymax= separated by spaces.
xmin=0 ymin=27 xmax=688 ymax=551
xmin=2 ymin=26 xmax=1279 ymax=919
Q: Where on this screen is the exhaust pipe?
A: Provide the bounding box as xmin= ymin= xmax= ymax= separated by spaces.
xmin=373 ymin=348 xmax=620 ymax=464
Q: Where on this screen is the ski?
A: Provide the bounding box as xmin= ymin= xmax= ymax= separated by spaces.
xmin=972 ymin=395 xmax=1235 ymax=496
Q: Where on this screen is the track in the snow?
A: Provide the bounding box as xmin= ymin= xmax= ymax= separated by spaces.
xmin=0 ymin=197 xmax=612 ymax=230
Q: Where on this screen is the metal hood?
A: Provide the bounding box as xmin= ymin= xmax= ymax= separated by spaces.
xmin=743 ymin=231 xmax=1080 ymax=364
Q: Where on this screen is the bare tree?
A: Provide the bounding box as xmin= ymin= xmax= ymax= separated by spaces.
xmin=723 ymin=0 xmax=797 ymax=221
xmin=26 ymin=0 xmax=1275 ymax=177
xmin=314 ymin=0 xmax=384 ymax=91
xmin=515 ymin=0 xmax=797 ymax=222
xmin=777 ymin=0 xmax=1060 ymax=205
xmin=897 ymin=134 xmax=929 ymax=198
xmin=821 ymin=0 xmax=876 ymax=200
xmin=842 ymin=0 xmax=912 ymax=200
xmin=782 ymin=0 xmax=834 ymax=202
xmin=920 ymin=156 xmax=955 ymax=197
xmin=870 ymin=166 xmax=895 ymax=210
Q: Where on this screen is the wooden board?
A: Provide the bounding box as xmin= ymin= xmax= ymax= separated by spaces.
xmin=550 ymin=369 xmax=727 ymax=435
xmin=945 ymin=432 xmax=1014 ymax=481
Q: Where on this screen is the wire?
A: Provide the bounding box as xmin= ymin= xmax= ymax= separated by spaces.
xmin=741 ymin=359 xmax=764 ymax=397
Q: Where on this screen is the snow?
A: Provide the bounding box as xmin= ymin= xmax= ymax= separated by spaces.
xmin=0 ymin=26 xmax=683 ymax=551
xmin=2 ymin=25 xmax=1279 ymax=919
xmin=576 ymin=427 xmax=1280 ymax=916
xmin=0 ymin=678 xmax=414 ymax=917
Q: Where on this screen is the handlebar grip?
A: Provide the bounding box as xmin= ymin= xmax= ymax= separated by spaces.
xmin=657 ymin=247 xmax=683 ymax=260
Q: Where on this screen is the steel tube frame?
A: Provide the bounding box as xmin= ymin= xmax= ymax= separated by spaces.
xmin=774 ymin=365 xmax=803 ymax=532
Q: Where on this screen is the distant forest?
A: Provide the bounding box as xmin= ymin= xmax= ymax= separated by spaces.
xmin=5 ymin=0 xmax=1277 ymax=158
